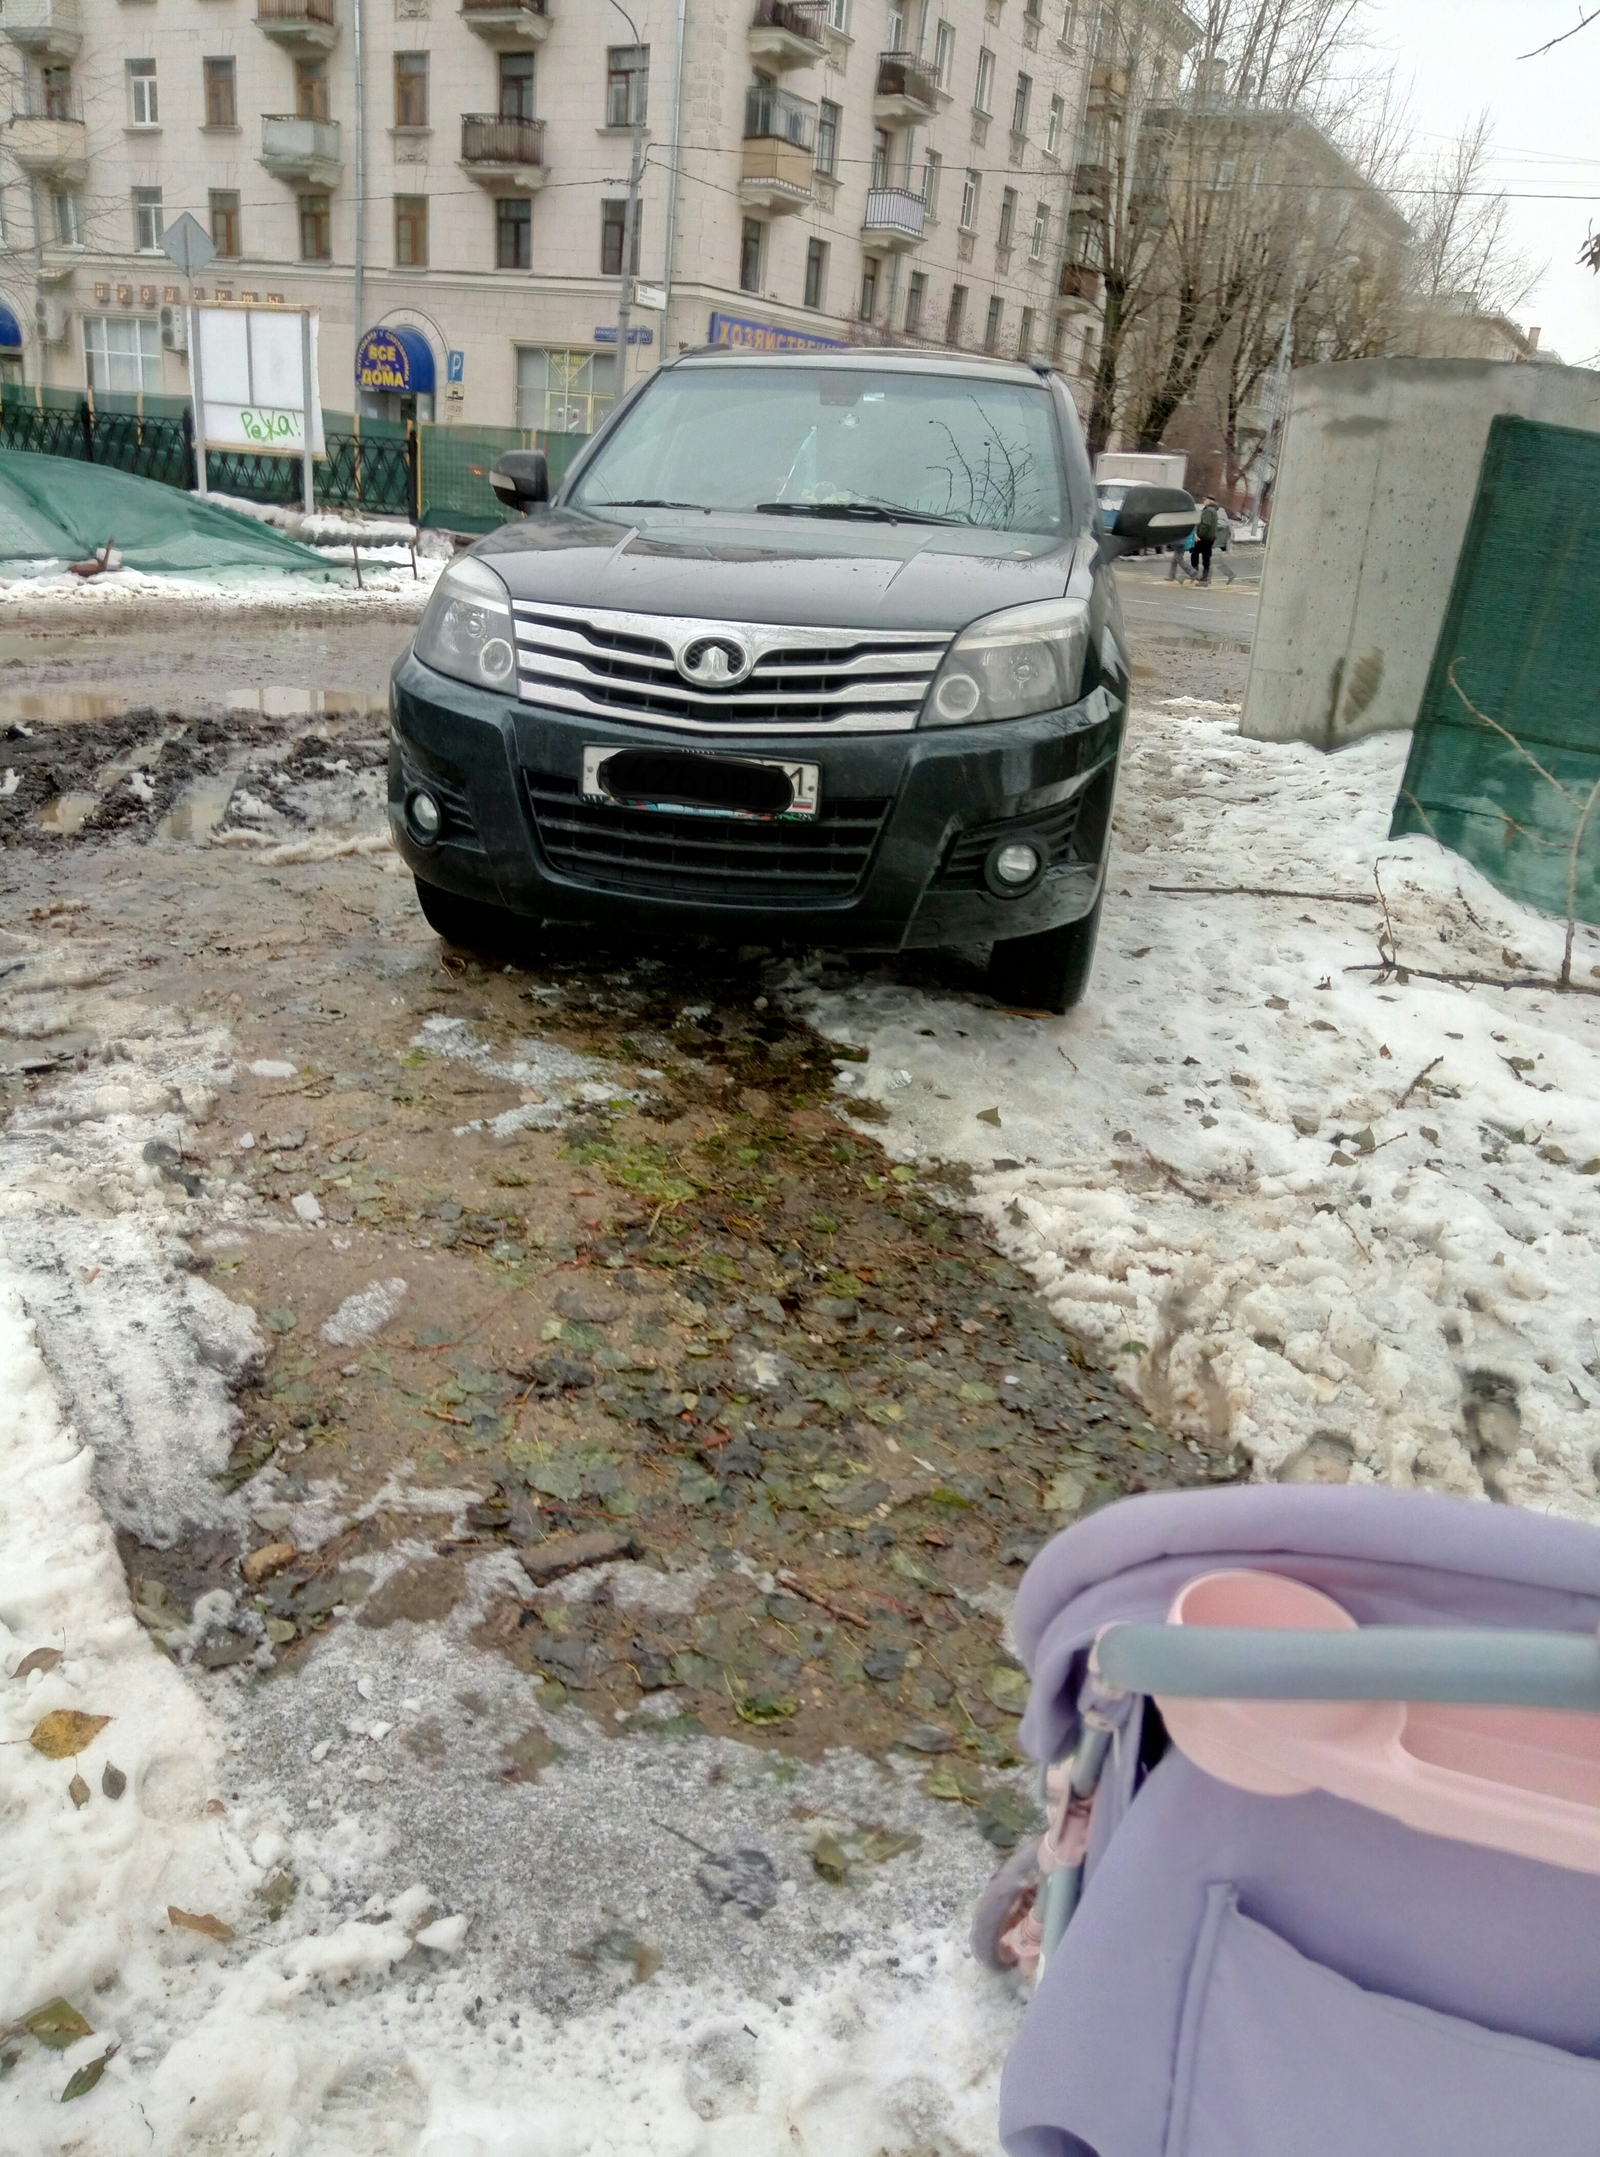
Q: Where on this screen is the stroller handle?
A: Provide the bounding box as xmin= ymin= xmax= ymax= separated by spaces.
xmin=1095 ymin=1623 xmax=1600 ymax=1711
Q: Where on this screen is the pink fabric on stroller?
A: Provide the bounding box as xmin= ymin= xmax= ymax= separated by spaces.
xmin=998 ymin=1486 xmax=1600 ymax=2157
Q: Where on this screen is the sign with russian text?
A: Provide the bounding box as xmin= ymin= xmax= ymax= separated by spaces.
xmin=706 ymin=311 xmax=847 ymax=354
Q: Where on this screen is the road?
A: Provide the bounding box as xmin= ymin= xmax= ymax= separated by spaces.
xmin=1113 ymin=544 xmax=1262 ymax=661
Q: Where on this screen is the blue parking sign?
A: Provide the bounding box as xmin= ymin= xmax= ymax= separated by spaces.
xmin=446 ymin=350 xmax=465 ymax=384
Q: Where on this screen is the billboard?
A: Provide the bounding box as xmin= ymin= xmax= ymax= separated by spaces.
xmin=191 ymin=307 xmax=325 ymax=456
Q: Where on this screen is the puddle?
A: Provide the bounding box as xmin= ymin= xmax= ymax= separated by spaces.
xmin=161 ymin=774 xmax=239 ymax=845
xmin=35 ymin=791 xmax=100 ymax=835
xmin=1 ymin=685 xmax=387 ymax=730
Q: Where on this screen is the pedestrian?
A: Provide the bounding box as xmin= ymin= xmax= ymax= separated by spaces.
xmin=1192 ymin=496 xmax=1220 ymax=584
xmin=1215 ymin=503 xmax=1236 ymax=585
xmin=1167 ymin=518 xmax=1195 ymax=580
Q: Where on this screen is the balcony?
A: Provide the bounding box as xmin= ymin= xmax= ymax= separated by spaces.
xmin=255 ymin=0 xmax=337 ymax=47
xmin=260 ymin=112 xmax=342 ymax=184
xmin=873 ymin=49 xmax=938 ymax=123
xmin=749 ymin=0 xmax=826 ymax=70
xmin=459 ymin=0 xmax=549 ymax=46
xmin=860 ymin=185 xmax=925 ymax=250
xmin=1057 ymin=261 xmax=1101 ymax=310
xmin=1 ymin=0 xmax=82 ymax=59
xmin=6 ymin=109 xmax=86 ymax=181
xmin=460 ymin=112 xmax=547 ymax=187
xmin=1087 ymin=62 xmax=1129 ymax=114
xmin=739 ymin=82 xmax=815 ymax=211
xmin=1072 ymin=160 xmax=1111 ymax=205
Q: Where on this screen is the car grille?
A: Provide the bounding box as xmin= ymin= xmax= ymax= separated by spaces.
xmin=937 ymin=796 xmax=1083 ymax=888
xmin=523 ymin=769 xmax=891 ymax=904
xmin=511 ymin=599 xmax=948 ymax=735
xmin=397 ymin=745 xmax=479 ymax=846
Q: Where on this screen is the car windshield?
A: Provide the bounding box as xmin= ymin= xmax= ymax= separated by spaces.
xmin=571 ymin=365 xmax=1071 ymax=534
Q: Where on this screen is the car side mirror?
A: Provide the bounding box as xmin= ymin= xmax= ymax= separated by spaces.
xmin=491 ymin=449 xmax=549 ymax=513
xmin=1103 ymin=485 xmax=1197 ymax=556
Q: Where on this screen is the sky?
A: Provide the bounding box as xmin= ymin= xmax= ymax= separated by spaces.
xmin=1368 ymin=0 xmax=1600 ymax=363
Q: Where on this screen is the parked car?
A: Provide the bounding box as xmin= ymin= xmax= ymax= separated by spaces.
xmin=390 ymin=349 xmax=1137 ymax=1012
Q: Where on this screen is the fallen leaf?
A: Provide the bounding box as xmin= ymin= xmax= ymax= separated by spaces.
xmin=29 ymin=1711 xmax=110 ymax=1760
xmin=256 ymin=1870 xmax=297 ymax=1919
xmin=503 ymin=1725 xmax=558 ymax=1782
xmin=67 ymin=1774 xmax=89 ymax=1810
xmin=21 ymin=1999 xmax=92 ymax=2050
xmin=11 ymin=1648 xmax=63 ymax=1680
xmin=975 ymin=1107 xmax=1002 ymax=1128
xmin=695 ymin=1848 xmax=777 ymax=1917
xmin=855 ymin=1826 xmax=921 ymax=1864
xmin=101 ymin=1762 xmax=127 ymax=1801
xmin=733 ymin=1691 xmax=798 ymax=1726
xmin=982 ymin=1663 xmax=1030 ymax=1714
xmin=810 ymin=1832 xmax=851 ymax=1884
xmin=60 ymin=2045 xmax=117 ymax=2102
xmin=241 ymin=1541 xmax=296 ymax=1586
xmin=167 ymin=1906 xmax=235 ymax=1942
xmin=922 ymin=1760 xmax=987 ymax=1804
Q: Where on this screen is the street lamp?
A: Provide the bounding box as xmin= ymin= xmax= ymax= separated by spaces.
xmin=610 ymin=0 xmax=648 ymax=401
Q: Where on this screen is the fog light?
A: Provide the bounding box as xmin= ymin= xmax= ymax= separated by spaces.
xmin=406 ymin=788 xmax=442 ymax=843
xmin=478 ymin=636 xmax=515 ymax=686
xmin=933 ymin=671 xmax=982 ymax=723
xmin=992 ymin=841 xmax=1042 ymax=888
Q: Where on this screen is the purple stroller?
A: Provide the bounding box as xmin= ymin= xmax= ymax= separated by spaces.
xmin=977 ymin=1485 xmax=1600 ymax=2156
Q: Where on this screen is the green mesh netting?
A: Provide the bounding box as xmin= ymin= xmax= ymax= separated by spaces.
xmin=1391 ymin=414 xmax=1600 ymax=927
xmin=0 ymin=447 xmax=334 ymax=577
xmin=417 ymin=426 xmax=586 ymax=532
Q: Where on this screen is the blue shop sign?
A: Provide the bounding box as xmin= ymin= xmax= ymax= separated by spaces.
xmin=593 ymin=325 xmax=654 ymax=345
xmin=706 ymin=311 xmax=847 ymax=354
xmin=355 ymin=323 xmax=435 ymax=396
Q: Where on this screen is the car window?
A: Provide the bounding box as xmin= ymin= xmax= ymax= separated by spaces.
xmin=571 ymin=366 xmax=1073 ymax=534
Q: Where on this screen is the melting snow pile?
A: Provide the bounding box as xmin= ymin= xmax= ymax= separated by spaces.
xmin=800 ymin=703 xmax=1600 ymax=1519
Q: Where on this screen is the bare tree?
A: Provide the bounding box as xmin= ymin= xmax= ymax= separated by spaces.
xmin=1405 ymin=111 xmax=1544 ymax=320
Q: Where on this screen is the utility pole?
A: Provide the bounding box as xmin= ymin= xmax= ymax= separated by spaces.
xmin=352 ymin=0 xmax=369 ymax=398
xmin=611 ymin=0 xmax=647 ymax=400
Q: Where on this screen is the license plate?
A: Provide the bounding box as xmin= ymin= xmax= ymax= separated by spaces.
xmin=581 ymin=747 xmax=820 ymax=821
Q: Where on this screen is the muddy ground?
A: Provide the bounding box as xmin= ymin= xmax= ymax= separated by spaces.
xmin=0 ymin=586 xmax=1238 ymax=1789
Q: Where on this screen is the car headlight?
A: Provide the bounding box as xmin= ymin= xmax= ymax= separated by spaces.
xmin=921 ymin=597 xmax=1090 ymax=726
xmin=413 ymin=557 xmax=517 ymax=692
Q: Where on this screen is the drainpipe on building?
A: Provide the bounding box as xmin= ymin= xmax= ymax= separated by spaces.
xmin=660 ymin=0 xmax=689 ymax=366
xmin=611 ymin=1 xmax=647 ymax=399
xmin=352 ymin=0 xmax=369 ymax=421
xmin=27 ymin=178 xmax=44 ymax=389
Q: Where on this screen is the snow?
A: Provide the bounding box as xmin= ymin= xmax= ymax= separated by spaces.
xmin=0 ymin=555 xmax=441 ymax=616
xmin=798 ymin=702 xmax=1600 ymax=1518
xmin=321 ymin=1276 xmax=408 ymax=1346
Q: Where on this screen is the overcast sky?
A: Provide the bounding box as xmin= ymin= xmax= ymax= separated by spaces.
xmin=1367 ymin=0 xmax=1599 ymax=362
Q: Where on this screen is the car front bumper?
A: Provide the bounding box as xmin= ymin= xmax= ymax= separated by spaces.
xmin=389 ymin=649 xmax=1121 ymax=951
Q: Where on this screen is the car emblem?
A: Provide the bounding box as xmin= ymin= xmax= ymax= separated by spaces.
xmin=677 ymin=635 xmax=751 ymax=687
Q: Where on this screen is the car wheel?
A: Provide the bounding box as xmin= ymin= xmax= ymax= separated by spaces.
xmin=412 ymin=876 xmax=530 ymax=959
xmin=986 ymin=892 xmax=1103 ymax=1014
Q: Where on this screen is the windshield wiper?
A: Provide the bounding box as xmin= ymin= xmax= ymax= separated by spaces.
xmin=599 ymin=498 xmax=709 ymax=511
xmin=754 ymin=500 xmax=964 ymax=526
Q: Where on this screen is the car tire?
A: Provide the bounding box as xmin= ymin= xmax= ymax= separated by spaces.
xmin=412 ymin=876 xmax=530 ymax=959
xmin=986 ymin=892 xmax=1103 ymax=1014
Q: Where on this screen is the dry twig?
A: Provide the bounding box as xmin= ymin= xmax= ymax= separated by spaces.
xmin=1396 ymin=1055 xmax=1442 ymax=1109
xmin=1148 ymin=885 xmax=1377 ymax=904
xmin=775 ymin=1567 xmax=870 ymax=1629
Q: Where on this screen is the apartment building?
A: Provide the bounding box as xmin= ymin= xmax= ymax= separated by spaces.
xmin=0 ymin=0 xmax=1191 ymax=432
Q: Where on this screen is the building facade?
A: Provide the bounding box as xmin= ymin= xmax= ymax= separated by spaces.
xmin=0 ymin=0 xmax=1193 ymax=431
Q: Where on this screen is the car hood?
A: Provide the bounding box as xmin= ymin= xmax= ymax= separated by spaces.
xmin=471 ymin=508 xmax=1086 ymax=633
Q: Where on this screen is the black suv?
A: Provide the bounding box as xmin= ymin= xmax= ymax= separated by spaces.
xmin=390 ymin=349 xmax=1128 ymax=1011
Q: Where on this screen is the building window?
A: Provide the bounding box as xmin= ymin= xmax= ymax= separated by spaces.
xmin=1045 ymin=91 xmax=1063 ymax=155
xmin=905 ymin=269 xmax=926 ymax=334
xmin=946 ymin=282 xmax=966 ymax=345
xmin=295 ymin=58 xmax=329 ymax=120
xmin=859 ymin=257 xmax=878 ymax=321
xmin=1011 ymin=71 xmax=1031 ymax=135
xmin=997 ymin=186 xmax=1016 ymax=250
xmin=606 ymin=43 xmax=648 ymax=128
xmin=42 ymin=64 xmax=73 ymax=119
xmin=1019 ymin=304 xmax=1035 ymax=357
xmin=870 ymin=127 xmax=889 ymax=191
xmin=395 ymin=193 xmax=428 ymax=266
xmin=828 ymin=0 xmax=849 ymax=26
xmin=128 ymin=58 xmax=158 ymax=127
xmin=974 ymin=47 xmax=994 ymax=114
xmin=803 ymin=235 xmax=828 ymax=310
xmin=1060 ymin=1 xmax=1077 ymax=42
xmin=133 ymin=186 xmax=163 ymax=252
xmin=203 ymin=57 xmax=236 ymax=129
xmin=395 ymin=52 xmax=428 ymax=128
xmin=921 ymin=147 xmax=941 ymax=214
xmin=1024 ymin=0 xmax=1042 ymax=20
xmin=601 ymin=198 xmax=641 ymax=276
xmin=739 ymin=216 xmax=762 ymax=293
xmin=815 ymin=97 xmax=840 ymax=177
xmin=984 ymin=294 xmax=1003 ymax=351
xmin=52 ymin=190 xmax=83 ymax=245
xmin=497 ymin=195 xmax=531 ymax=269
xmin=84 ymin=315 xmax=161 ymax=394
xmin=515 ymin=346 xmax=616 ymax=433
xmin=298 ymin=191 xmax=331 ymax=261
xmin=959 ymin=167 xmax=980 ymax=230
xmin=1030 ymin=198 xmax=1049 ymax=258
xmin=933 ymin=18 xmax=954 ymax=87
xmin=209 ymin=188 xmax=241 ymax=257
xmin=499 ymin=51 xmax=534 ymax=120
